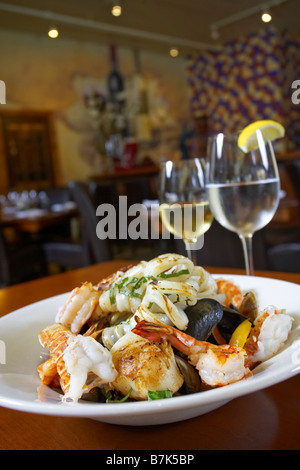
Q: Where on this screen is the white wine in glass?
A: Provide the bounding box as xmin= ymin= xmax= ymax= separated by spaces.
xmin=206 ymin=130 xmax=280 ymax=275
xmin=159 ymin=158 xmax=213 ymax=263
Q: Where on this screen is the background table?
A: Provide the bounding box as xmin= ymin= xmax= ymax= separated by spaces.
xmin=0 ymin=260 xmax=299 ymax=450
xmin=0 ymin=207 xmax=78 ymax=234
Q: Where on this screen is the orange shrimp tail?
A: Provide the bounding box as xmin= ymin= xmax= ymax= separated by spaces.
xmin=38 ymin=324 xmax=74 ymax=394
xmin=37 ymin=357 xmax=59 ymax=386
xmin=132 ymin=321 xmax=195 ymax=356
xmin=217 ymin=279 xmax=243 ymax=309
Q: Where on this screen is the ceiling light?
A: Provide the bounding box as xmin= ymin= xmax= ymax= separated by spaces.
xmin=261 ymin=11 xmax=272 ymax=22
xmin=48 ymin=27 xmax=59 ymax=38
xmin=170 ymin=47 xmax=179 ymax=57
xmin=112 ymin=2 xmax=122 ymax=17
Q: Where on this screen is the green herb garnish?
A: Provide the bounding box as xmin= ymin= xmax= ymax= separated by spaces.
xmin=109 ymin=271 xmax=189 ymax=305
xmin=147 ymin=390 xmax=172 ymax=400
xmin=103 ymin=388 xmax=133 ymax=403
xmin=157 ymin=269 xmax=190 ymax=279
xmin=109 ymin=285 xmax=115 ymax=304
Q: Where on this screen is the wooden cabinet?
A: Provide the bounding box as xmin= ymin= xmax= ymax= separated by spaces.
xmin=0 ymin=110 xmax=57 ymax=194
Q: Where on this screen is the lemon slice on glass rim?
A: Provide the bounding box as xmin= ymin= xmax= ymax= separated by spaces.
xmin=237 ymin=120 xmax=285 ymax=152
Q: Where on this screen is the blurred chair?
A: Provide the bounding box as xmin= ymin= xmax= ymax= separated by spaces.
xmin=123 ymin=176 xmax=156 ymax=207
xmin=176 ymin=221 xmax=269 ymax=271
xmin=42 ymin=182 xmax=112 ymax=271
xmin=0 ymin=228 xmax=47 ymax=287
xmin=89 ymin=181 xmax=119 ymax=208
xmin=41 ymin=186 xmax=72 ymax=207
xmin=68 ymin=181 xmax=112 ymax=263
xmin=42 ymin=236 xmax=91 ymax=271
xmin=267 ymin=243 xmax=300 ymax=273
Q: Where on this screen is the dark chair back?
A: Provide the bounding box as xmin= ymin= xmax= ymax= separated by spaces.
xmin=68 ymin=181 xmax=112 ymax=263
xmin=0 ymin=228 xmax=47 ymax=286
xmin=43 ymin=186 xmax=72 ymax=206
xmin=176 ymin=221 xmax=269 ymax=271
xmin=267 ymin=243 xmax=300 ymax=273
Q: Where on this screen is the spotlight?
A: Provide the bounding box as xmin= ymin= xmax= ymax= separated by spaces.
xmin=112 ymin=2 xmax=122 ymax=16
xmin=48 ymin=27 xmax=59 ymax=38
xmin=169 ymin=47 xmax=179 ymax=57
xmin=261 ymin=10 xmax=272 ymax=22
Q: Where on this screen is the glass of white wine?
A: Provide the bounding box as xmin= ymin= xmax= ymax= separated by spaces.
xmin=159 ymin=158 xmax=213 ymax=263
xmin=206 ymin=131 xmax=280 ymax=276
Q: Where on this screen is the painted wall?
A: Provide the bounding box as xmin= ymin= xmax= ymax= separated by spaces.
xmin=187 ymin=26 xmax=300 ymax=150
xmin=0 ymin=28 xmax=190 ymax=186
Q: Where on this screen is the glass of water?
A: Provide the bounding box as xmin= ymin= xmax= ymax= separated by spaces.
xmin=206 ymin=131 xmax=280 ymax=275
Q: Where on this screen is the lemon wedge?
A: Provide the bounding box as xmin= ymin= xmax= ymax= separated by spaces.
xmin=237 ymin=120 xmax=285 ymax=152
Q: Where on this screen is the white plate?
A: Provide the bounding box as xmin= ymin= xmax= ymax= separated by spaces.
xmin=0 ymin=275 xmax=299 ymax=426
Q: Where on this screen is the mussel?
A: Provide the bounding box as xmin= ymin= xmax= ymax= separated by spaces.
xmin=185 ymin=299 xmax=223 ymax=341
xmin=239 ymin=291 xmax=258 ymax=322
xmin=175 ymin=356 xmax=201 ymax=394
xmin=185 ymin=298 xmax=252 ymax=344
xmin=217 ymin=306 xmax=249 ymax=343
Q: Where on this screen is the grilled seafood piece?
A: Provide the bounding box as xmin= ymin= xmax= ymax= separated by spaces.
xmin=96 ymin=264 xmax=134 ymax=290
xmin=110 ymin=331 xmax=184 ymax=400
xmin=55 ymin=283 xmax=102 ymax=334
xmin=216 ymin=279 xmax=243 ymax=309
xmin=38 ymin=323 xmax=118 ymax=403
xmin=244 ymin=306 xmax=293 ymax=368
xmin=97 ymin=254 xmax=224 ymax=330
xmin=54 ymin=254 xmax=224 ymax=335
xmin=132 ymin=321 xmax=250 ymax=387
xmin=37 ymin=357 xmax=60 ymax=387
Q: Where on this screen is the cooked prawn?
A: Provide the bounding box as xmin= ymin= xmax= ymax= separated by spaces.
xmin=37 ymin=357 xmax=60 ymax=387
xmin=38 ymin=323 xmax=118 ymax=403
xmin=216 ymin=279 xmax=243 ymax=309
xmin=132 ymin=321 xmax=250 ymax=387
xmin=55 ymin=282 xmax=102 ymax=334
xmin=38 ymin=324 xmax=75 ymax=394
xmin=244 ymin=306 xmax=293 ymax=368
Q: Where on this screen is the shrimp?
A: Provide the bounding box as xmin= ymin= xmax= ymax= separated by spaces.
xmin=216 ymin=279 xmax=243 ymax=309
xmin=37 ymin=357 xmax=60 ymax=387
xmin=38 ymin=324 xmax=74 ymax=393
xmin=244 ymin=306 xmax=293 ymax=368
xmin=55 ymin=282 xmax=102 ymax=334
xmin=132 ymin=321 xmax=250 ymax=387
xmin=38 ymin=324 xmax=118 ymax=403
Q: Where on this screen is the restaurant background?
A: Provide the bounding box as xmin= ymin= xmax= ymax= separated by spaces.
xmin=0 ymin=27 xmax=190 ymax=185
xmin=0 ymin=0 xmax=300 ymax=285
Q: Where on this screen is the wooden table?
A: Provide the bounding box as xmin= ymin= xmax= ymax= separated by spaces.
xmin=0 ymin=208 xmax=78 ymax=234
xmin=0 ymin=260 xmax=299 ymax=451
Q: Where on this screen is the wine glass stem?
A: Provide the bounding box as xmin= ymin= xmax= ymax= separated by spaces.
xmin=184 ymin=241 xmax=197 ymax=265
xmin=239 ymin=234 xmax=254 ymax=276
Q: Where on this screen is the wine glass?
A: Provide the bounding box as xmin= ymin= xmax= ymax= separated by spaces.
xmin=159 ymin=158 xmax=213 ymax=263
xmin=206 ymin=131 xmax=280 ymax=276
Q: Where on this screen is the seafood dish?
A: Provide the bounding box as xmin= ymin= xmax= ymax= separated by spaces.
xmin=37 ymin=253 xmax=293 ymax=404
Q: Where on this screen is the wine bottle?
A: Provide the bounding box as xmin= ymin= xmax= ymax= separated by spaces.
xmin=107 ymin=44 xmax=128 ymax=139
xmin=107 ymin=44 xmax=124 ymax=104
xmin=133 ymin=49 xmax=151 ymax=141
